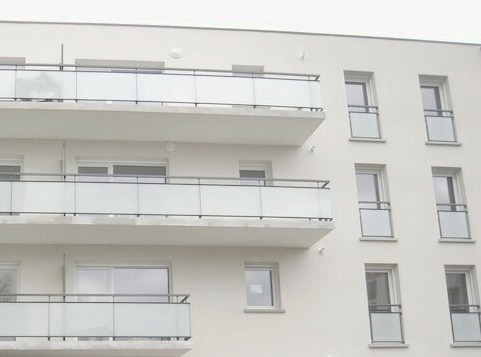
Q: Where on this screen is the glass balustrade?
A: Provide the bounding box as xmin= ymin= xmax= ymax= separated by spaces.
xmin=369 ymin=305 xmax=404 ymax=343
xmin=0 ymin=65 xmax=322 ymax=110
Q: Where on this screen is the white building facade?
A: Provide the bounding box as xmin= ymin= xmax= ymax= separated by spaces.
xmin=0 ymin=21 xmax=480 ymax=357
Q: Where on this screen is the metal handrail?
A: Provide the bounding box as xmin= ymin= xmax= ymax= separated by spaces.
xmin=0 ymin=172 xmax=330 ymax=188
xmin=0 ymin=63 xmax=320 ymax=81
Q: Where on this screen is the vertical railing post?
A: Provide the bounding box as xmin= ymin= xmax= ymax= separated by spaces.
xmin=9 ymin=180 xmax=13 ymax=215
xmin=258 ymin=179 xmax=263 ymax=219
xmin=73 ymin=176 xmax=77 ymax=216
xmin=13 ymin=65 xmax=17 ymax=100
xmin=135 ymin=70 xmax=139 ymax=104
xmin=252 ymin=74 xmax=257 ymax=108
xmin=136 ymin=176 xmax=140 ymax=217
xmin=193 ymin=70 xmax=198 ymax=107
xmin=47 ymin=295 xmax=51 ymax=341
xmin=112 ymin=295 xmax=115 ymax=340
xmin=198 ymin=178 xmax=202 ymax=218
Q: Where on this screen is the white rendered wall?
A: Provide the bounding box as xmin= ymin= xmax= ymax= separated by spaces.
xmin=0 ymin=22 xmax=480 ymax=356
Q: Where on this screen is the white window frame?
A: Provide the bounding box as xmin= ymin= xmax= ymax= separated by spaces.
xmin=432 ymin=168 xmax=464 ymax=205
xmin=344 ymin=73 xmax=375 ymax=107
xmin=76 ymin=159 xmax=168 ymax=181
xmin=244 ymin=263 xmax=281 ymax=310
xmin=419 ymin=77 xmax=449 ymax=111
xmin=0 ymin=159 xmax=23 ymax=177
xmin=239 ymin=161 xmax=272 ymax=186
xmin=355 ymin=166 xmax=388 ymax=204
xmin=445 ymin=266 xmax=478 ymax=308
xmin=365 ymin=265 xmax=399 ymax=307
xmin=75 ymin=264 xmax=172 ymax=296
xmin=0 ymin=263 xmax=19 ymax=295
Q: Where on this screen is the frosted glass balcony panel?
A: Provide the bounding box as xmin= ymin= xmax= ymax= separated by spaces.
xmin=50 ymin=303 xmax=114 ymax=337
xmin=426 ymin=116 xmax=456 ymax=142
xmin=195 ymin=76 xmax=255 ymax=105
xmin=0 ymin=70 xmax=16 ymax=98
xmin=77 ymin=71 xmax=137 ymax=101
xmin=75 ymin=182 xmax=138 ymax=214
xmin=138 ymin=184 xmax=200 ymax=216
xmin=261 ymin=187 xmax=327 ymax=218
xmin=0 ymin=303 xmax=48 ymax=337
xmin=15 ymin=70 xmax=76 ymax=99
xmin=114 ymin=303 xmax=191 ymax=337
xmin=254 ymin=78 xmax=318 ymax=108
xmin=370 ymin=312 xmax=403 ymax=342
xmin=451 ymin=313 xmax=481 ymax=342
xmin=360 ymin=209 xmax=392 ymax=237
xmin=200 ymin=185 xmax=261 ymax=217
xmin=137 ymin=73 xmax=196 ymax=103
xmin=349 ymin=112 xmax=380 ymax=138
xmin=439 ymin=211 xmax=470 ymax=239
xmin=0 ymin=182 xmax=12 ymax=212
xmin=11 ymin=182 xmax=75 ymax=214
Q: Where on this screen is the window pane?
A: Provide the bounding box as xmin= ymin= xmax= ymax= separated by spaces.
xmin=366 ymin=272 xmax=391 ymax=308
xmin=78 ymin=166 xmax=109 ymax=182
xmin=356 ymin=173 xmax=380 ymax=203
xmin=77 ymin=269 xmax=110 ymax=302
xmin=239 ymin=169 xmax=266 ymax=186
xmin=421 ymin=86 xmax=442 ymax=110
xmin=113 ymin=165 xmax=166 ymax=183
xmin=245 ymin=269 xmax=274 ymax=307
xmin=433 ymin=176 xmax=455 ymax=205
xmin=0 ymin=165 xmax=21 ymax=181
xmin=446 ymin=273 xmax=469 ymax=307
xmin=113 ymin=268 xmax=169 ymax=302
xmin=346 ymin=82 xmax=368 ymax=107
xmin=0 ymin=269 xmax=17 ymax=301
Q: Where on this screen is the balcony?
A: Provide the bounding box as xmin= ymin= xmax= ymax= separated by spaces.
xmin=348 ymin=105 xmax=381 ymax=139
xmin=425 ymin=110 xmax=457 ymax=142
xmin=0 ymin=173 xmax=334 ymax=248
xmin=0 ymin=293 xmax=191 ymax=356
xmin=359 ymin=202 xmax=393 ymax=238
xmin=450 ymin=305 xmax=481 ymax=343
xmin=368 ymin=305 xmax=404 ymax=344
xmin=437 ymin=204 xmax=470 ymax=239
xmin=0 ymin=64 xmax=324 ymax=146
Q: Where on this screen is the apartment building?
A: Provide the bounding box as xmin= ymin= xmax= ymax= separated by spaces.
xmin=0 ymin=21 xmax=480 ymax=357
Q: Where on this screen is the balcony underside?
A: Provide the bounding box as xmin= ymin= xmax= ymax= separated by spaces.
xmin=0 ymin=215 xmax=334 ymax=248
xmin=0 ymin=102 xmax=324 ymax=146
xmin=0 ymin=340 xmax=192 ymax=357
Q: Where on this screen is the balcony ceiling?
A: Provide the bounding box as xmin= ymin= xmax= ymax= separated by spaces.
xmin=0 ymin=102 xmax=324 ymax=146
xmin=0 ymin=340 xmax=192 ymax=357
xmin=0 ymin=215 xmax=334 ymax=248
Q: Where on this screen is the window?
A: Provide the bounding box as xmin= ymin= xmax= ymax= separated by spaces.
xmin=77 ymin=161 xmax=167 ymax=183
xmin=355 ymin=166 xmax=392 ymax=238
xmin=445 ymin=267 xmax=481 ymax=342
xmin=76 ymin=265 xmax=170 ymax=340
xmin=345 ymin=72 xmax=380 ymax=139
xmin=432 ymin=168 xmax=470 ymax=239
xmin=239 ymin=161 xmax=272 ymax=186
xmin=0 ymin=165 xmax=21 ymax=181
xmin=420 ymin=76 xmax=456 ymax=142
xmin=365 ymin=265 xmax=404 ymax=344
xmin=245 ymin=264 xmax=280 ymax=309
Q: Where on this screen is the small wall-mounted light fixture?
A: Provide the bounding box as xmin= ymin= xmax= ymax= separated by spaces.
xmin=164 ymin=141 xmax=177 ymax=152
xmin=318 ymin=247 xmax=325 ymax=255
xmin=310 ymin=145 xmax=316 ymax=153
xmin=299 ymin=52 xmax=307 ymax=60
xmin=170 ymin=48 xmax=182 ymax=59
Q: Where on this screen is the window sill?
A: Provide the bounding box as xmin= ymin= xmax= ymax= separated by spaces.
xmin=349 ymin=138 xmax=386 ymax=143
xmin=244 ymin=308 xmax=286 ymax=314
xmin=425 ymin=141 xmax=462 ymax=146
xmin=439 ymin=238 xmax=475 ymax=243
xmin=360 ymin=237 xmax=398 ymax=242
xmin=369 ymin=343 xmax=408 ymax=348
xmin=451 ymin=342 xmax=481 ymax=348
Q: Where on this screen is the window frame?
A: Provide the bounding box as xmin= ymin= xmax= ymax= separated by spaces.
xmin=239 ymin=161 xmax=272 ymax=186
xmin=365 ymin=266 xmax=399 ymax=309
xmin=445 ymin=267 xmax=478 ymax=311
xmin=355 ymin=166 xmax=388 ymax=207
xmin=244 ymin=263 xmax=281 ymax=310
xmin=76 ymin=159 xmax=168 ymax=182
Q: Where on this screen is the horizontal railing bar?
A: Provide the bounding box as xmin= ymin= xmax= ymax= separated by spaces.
xmin=0 ymin=97 xmax=322 ymax=111
xmin=358 ymin=201 xmax=390 ymax=204
xmin=0 ymin=172 xmax=330 ymax=186
xmin=368 ymin=304 xmax=401 ymax=307
xmin=0 ymin=293 xmax=189 ymax=297
xmin=449 ymin=304 xmax=480 ymax=307
xmin=424 ymin=109 xmax=453 ymax=113
xmin=0 ymin=211 xmax=333 ymax=221
xmin=0 ymin=63 xmax=321 ymax=80
xmin=436 ymin=203 xmax=467 ymax=207
xmin=348 ymin=105 xmax=378 ymax=109
xmin=0 ymin=336 xmax=192 ymax=339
